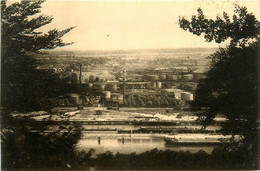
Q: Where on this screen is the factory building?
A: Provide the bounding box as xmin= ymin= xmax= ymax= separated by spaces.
xmin=166 ymin=74 xmax=178 ymax=81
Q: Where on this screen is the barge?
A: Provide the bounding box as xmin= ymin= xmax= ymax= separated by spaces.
xmin=164 ymin=134 xmax=239 ymax=146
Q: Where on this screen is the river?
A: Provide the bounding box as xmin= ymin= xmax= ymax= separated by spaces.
xmin=77 ymin=133 xmax=215 ymax=155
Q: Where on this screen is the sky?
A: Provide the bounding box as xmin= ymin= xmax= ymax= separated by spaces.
xmin=34 ymin=1 xmax=260 ymax=51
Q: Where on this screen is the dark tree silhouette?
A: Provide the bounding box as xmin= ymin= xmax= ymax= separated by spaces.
xmin=1 ymin=1 xmax=85 ymax=170
xmin=1 ymin=113 xmax=84 ymax=169
xmin=1 ymin=0 xmax=75 ymax=112
xmin=179 ymin=5 xmax=259 ymax=165
xmin=179 ymin=5 xmax=259 ymax=46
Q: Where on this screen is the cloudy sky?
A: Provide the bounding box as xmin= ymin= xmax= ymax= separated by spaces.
xmin=35 ymin=1 xmax=260 ymax=50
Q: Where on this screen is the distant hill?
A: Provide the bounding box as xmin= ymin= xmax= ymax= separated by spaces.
xmin=46 ymin=48 xmax=218 ymax=59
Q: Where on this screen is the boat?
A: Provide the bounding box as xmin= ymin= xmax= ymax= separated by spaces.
xmin=164 ymin=134 xmax=233 ymax=146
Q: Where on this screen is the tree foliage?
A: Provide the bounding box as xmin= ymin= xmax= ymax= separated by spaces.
xmin=1 ymin=113 xmax=83 ymax=170
xmin=1 ymin=0 xmax=75 ymax=112
xmin=179 ymin=5 xmax=259 ymax=46
xmin=124 ymin=94 xmax=176 ymax=108
xmin=74 ymin=148 xmax=258 ymax=170
xmin=1 ymin=1 xmax=84 ymax=170
xmin=1 ymin=0 xmax=74 ymax=54
xmin=179 ymin=5 xmax=259 ymax=157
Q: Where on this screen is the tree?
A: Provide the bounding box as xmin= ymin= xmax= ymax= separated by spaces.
xmin=1 ymin=113 xmax=83 ymax=169
xmin=179 ymin=5 xmax=259 ymax=46
xmin=179 ymin=5 xmax=259 ymax=162
xmin=1 ymin=1 xmax=85 ymax=170
xmin=1 ymin=0 xmax=75 ymax=112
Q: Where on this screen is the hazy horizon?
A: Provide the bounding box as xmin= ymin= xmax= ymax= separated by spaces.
xmin=50 ymin=47 xmax=219 ymax=52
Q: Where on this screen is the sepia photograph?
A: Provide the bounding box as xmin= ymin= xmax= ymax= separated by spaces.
xmin=1 ymin=0 xmax=260 ymax=170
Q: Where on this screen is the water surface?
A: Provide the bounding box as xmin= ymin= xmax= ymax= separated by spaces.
xmin=77 ymin=134 xmax=215 ymax=155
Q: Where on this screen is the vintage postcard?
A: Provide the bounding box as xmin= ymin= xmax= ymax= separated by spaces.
xmin=1 ymin=0 xmax=259 ymax=170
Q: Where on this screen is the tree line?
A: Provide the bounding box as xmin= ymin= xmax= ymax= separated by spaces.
xmin=124 ymin=94 xmax=178 ymax=108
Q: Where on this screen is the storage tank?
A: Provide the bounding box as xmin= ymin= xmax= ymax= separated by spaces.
xmin=99 ymin=84 xmax=105 ymax=91
xmin=89 ymin=75 xmax=95 ymax=82
xmin=102 ymin=91 xmax=111 ymax=99
xmin=156 ymin=82 xmax=162 ymax=89
xmin=117 ymin=94 xmax=124 ymax=101
xmin=181 ymin=92 xmax=194 ymax=101
xmin=111 ymin=84 xmax=117 ymax=91
xmin=88 ymin=83 xmax=93 ymax=87
xmin=182 ymin=74 xmax=193 ymax=81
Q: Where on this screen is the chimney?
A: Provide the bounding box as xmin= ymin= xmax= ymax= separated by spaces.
xmin=79 ymin=64 xmax=82 ymax=84
xmin=123 ymin=69 xmax=126 ymax=101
